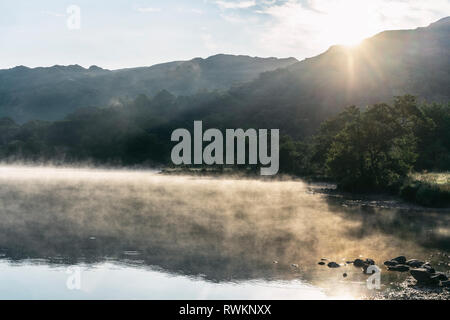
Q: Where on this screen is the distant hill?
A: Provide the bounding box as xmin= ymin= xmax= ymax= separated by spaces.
xmin=178 ymin=17 xmax=450 ymax=138
xmin=0 ymin=54 xmax=297 ymax=122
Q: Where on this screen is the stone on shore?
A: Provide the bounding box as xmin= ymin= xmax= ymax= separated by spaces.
xmin=353 ymin=259 xmax=366 ymax=267
xmin=392 ymin=256 xmax=407 ymax=264
xmin=388 ymin=265 xmax=410 ymax=272
xmin=406 ymin=259 xmax=424 ymax=268
xmin=410 ymin=268 xmax=440 ymax=285
xmin=384 ymin=260 xmax=398 ymax=267
xmin=431 ymin=273 xmax=448 ymax=281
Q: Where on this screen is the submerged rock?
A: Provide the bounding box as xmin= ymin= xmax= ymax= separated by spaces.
xmin=327 ymin=262 xmax=340 ymax=268
xmin=388 ymin=265 xmax=410 ymax=272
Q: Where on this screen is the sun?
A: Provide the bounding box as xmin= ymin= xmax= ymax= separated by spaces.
xmin=323 ymin=0 xmax=378 ymax=47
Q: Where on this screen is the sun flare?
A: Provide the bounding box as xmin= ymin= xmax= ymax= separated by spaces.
xmin=319 ymin=0 xmax=380 ymax=47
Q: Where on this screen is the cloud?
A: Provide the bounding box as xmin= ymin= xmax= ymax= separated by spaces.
xmin=136 ymin=7 xmax=162 ymax=13
xmin=216 ymin=0 xmax=257 ymax=9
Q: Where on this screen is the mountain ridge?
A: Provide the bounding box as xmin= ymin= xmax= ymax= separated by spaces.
xmin=0 ymin=54 xmax=298 ymax=122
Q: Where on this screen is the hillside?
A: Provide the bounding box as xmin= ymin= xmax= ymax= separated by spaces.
xmin=0 ymin=55 xmax=297 ymax=122
xmin=177 ymin=17 xmax=450 ymax=138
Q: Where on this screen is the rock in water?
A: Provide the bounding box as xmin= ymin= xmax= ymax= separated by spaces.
xmin=406 ymin=259 xmax=424 ymax=268
xmin=388 ymin=265 xmax=410 ymax=272
xmin=410 ymin=268 xmax=440 ymax=285
xmin=353 ymin=259 xmax=366 ymax=267
xmin=392 ymin=256 xmax=407 ymax=264
xmin=422 ymin=264 xmax=436 ymax=274
xmin=365 ymin=259 xmax=375 ymax=265
xmin=431 ymin=273 xmax=448 ymax=281
xmin=384 ymin=260 xmax=398 ymax=266
xmin=327 ymin=262 xmax=340 ymax=268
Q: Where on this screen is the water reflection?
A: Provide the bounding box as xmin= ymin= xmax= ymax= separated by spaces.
xmin=0 ymin=166 xmax=448 ymax=299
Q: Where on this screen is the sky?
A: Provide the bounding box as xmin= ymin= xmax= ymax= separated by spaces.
xmin=0 ymin=0 xmax=449 ymax=70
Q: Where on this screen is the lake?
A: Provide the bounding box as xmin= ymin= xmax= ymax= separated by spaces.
xmin=0 ymin=165 xmax=448 ymax=299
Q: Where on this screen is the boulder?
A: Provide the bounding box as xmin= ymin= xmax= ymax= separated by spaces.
xmin=392 ymin=256 xmax=407 ymax=264
xmin=353 ymin=259 xmax=366 ymax=267
xmin=410 ymin=268 xmax=440 ymax=285
xmin=327 ymin=262 xmax=340 ymax=268
xmin=431 ymin=273 xmax=448 ymax=281
xmin=388 ymin=265 xmax=410 ymax=272
xmin=365 ymin=259 xmax=375 ymax=265
xmin=441 ymin=280 xmax=450 ymax=287
xmin=405 ymin=259 xmax=424 ymax=268
xmin=422 ymin=264 xmax=435 ymax=274
xmin=384 ymin=260 xmax=398 ymax=267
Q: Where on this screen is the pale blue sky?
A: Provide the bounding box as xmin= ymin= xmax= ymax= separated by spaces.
xmin=1 ymin=0 xmax=449 ymax=69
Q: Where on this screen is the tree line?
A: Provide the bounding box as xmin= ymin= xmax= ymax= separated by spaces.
xmin=0 ymin=93 xmax=449 ymax=205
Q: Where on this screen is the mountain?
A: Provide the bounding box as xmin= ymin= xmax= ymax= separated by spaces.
xmin=159 ymin=17 xmax=449 ymax=139
xmin=0 ymin=54 xmax=297 ymax=122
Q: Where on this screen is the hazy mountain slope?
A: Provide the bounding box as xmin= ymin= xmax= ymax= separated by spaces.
xmin=0 ymin=54 xmax=297 ymax=122
xmin=175 ymin=17 xmax=450 ymax=138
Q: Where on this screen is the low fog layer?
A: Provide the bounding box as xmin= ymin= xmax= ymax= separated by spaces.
xmin=0 ymin=165 xmax=448 ymax=291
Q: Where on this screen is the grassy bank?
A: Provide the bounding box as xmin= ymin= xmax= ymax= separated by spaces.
xmin=400 ymin=173 xmax=450 ymax=208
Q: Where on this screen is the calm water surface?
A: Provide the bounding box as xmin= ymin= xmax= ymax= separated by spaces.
xmin=0 ymin=165 xmax=448 ymax=299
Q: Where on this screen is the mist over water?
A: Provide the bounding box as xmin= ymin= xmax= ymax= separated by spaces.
xmin=0 ymin=165 xmax=448 ymax=299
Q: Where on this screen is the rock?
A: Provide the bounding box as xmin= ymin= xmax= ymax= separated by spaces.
xmin=410 ymin=268 xmax=440 ymax=285
xmin=431 ymin=273 xmax=448 ymax=281
xmin=343 ymin=273 xmax=347 ymax=278
xmin=353 ymin=259 xmax=366 ymax=267
xmin=405 ymin=259 xmax=424 ymax=268
xmin=327 ymin=262 xmax=340 ymax=268
xmin=392 ymin=256 xmax=407 ymax=264
xmin=291 ymin=264 xmax=299 ymax=268
xmin=388 ymin=265 xmax=410 ymax=272
xmin=273 ymin=260 xmax=278 ymax=264
xmin=321 ymin=258 xmax=328 ymax=261
xmin=441 ymin=280 xmax=450 ymax=287
xmin=365 ymin=259 xmax=375 ymax=265
xmin=346 ymin=261 xmax=353 ymax=264
xmin=318 ymin=262 xmax=325 ymax=265
xmin=422 ymin=264 xmax=435 ymax=274
xmin=384 ymin=260 xmax=398 ymax=266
